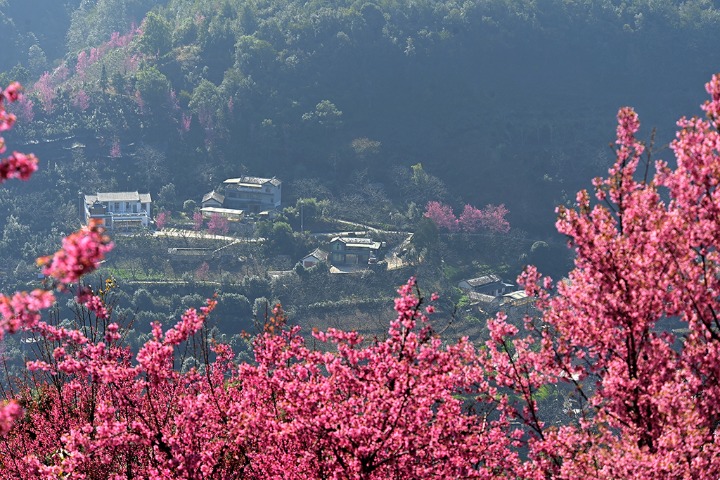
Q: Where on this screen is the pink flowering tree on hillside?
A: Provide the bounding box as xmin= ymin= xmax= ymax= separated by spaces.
xmin=155 ymin=209 xmax=170 ymax=230
xmin=10 ymin=94 xmax=34 ymax=123
xmin=458 ymin=203 xmax=510 ymax=233
xmin=208 ymin=212 xmax=229 ymax=235
xmin=192 ymin=210 xmax=204 ymax=231
xmin=31 ymin=73 xmax=55 ymax=114
xmin=75 ymin=50 xmax=90 ymax=81
xmin=425 ymin=201 xmax=510 ymax=233
xmin=424 ymin=200 xmax=458 ymax=231
xmin=72 ymin=88 xmax=90 ymax=111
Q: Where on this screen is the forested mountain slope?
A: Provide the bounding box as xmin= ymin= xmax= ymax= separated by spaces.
xmin=1 ymin=0 xmax=720 ymax=237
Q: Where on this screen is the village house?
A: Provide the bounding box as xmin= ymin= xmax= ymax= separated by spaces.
xmin=82 ymin=191 xmax=152 ymax=230
xmin=301 ymin=248 xmax=329 ymax=268
xmin=329 ymin=237 xmax=382 ymax=266
xmin=201 ymin=191 xmax=225 ymax=209
xmin=458 ymin=274 xmax=514 ymax=297
xmin=502 ymin=290 xmax=531 ymax=307
xmin=216 ymin=176 xmax=282 ymax=214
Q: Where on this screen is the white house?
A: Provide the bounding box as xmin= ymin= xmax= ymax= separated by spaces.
xmin=221 ymin=176 xmax=281 ymax=213
xmin=83 ymin=191 xmax=152 ymax=230
xmin=458 ymin=275 xmax=514 ymax=297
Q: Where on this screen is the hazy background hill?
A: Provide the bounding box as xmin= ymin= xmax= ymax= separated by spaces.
xmin=0 ymin=0 xmax=718 ymax=247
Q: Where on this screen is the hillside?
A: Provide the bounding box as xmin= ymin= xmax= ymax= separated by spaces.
xmin=1 ymin=0 xmax=719 ymax=235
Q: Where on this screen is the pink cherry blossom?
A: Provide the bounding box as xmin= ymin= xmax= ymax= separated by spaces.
xmin=38 ymin=220 xmax=113 ymax=286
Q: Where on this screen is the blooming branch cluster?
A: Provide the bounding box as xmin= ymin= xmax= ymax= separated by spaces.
xmin=0 ymin=289 xmax=55 ymax=338
xmin=0 ymin=83 xmax=38 ymax=183
xmin=31 ymin=72 xmax=55 ymax=113
xmin=424 ymin=200 xmax=510 ymax=233
xmin=38 ymin=220 xmax=113 ymax=286
xmin=484 ymin=75 xmax=720 ymax=477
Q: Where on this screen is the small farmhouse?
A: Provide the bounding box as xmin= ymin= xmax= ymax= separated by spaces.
xmin=458 ymin=275 xmax=514 ymax=297
xmin=329 ymin=237 xmax=381 ymax=266
xmin=82 ymin=192 xmax=152 ymax=230
xmin=502 ymin=290 xmax=531 ymax=307
xmin=301 ymin=248 xmax=329 ymax=268
xmin=201 ymin=191 xmax=225 ymax=209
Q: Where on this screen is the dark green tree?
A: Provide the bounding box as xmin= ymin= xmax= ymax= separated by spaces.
xmin=138 ymin=11 xmax=172 ymax=56
xmin=135 ymin=66 xmax=171 ymax=109
xmin=99 ymin=64 xmax=108 ymax=93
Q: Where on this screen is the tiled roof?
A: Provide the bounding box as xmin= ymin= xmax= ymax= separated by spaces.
xmin=330 ymin=237 xmax=382 ymax=250
xmin=467 ymin=292 xmax=499 ymax=304
xmin=223 ymin=176 xmax=281 ymax=187
xmin=332 ymin=237 xmax=374 ymax=245
xmin=85 ymin=192 xmax=151 ymax=204
xmin=304 ymin=248 xmax=328 ymax=262
xmin=200 ymin=206 xmax=244 ymax=216
xmin=464 ymin=275 xmax=501 ymax=287
xmin=202 ymin=190 xmax=225 ymax=204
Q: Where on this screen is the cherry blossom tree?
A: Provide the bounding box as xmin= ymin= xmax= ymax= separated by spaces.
xmin=482 ymin=77 xmax=720 ymax=478
xmin=31 ymin=73 xmax=55 ymax=114
xmin=207 ymin=213 xmax=229 ymax=235
xmin=457 ymin=203 xmax=510 ymax=233
xmin=72 ymin=89 xmax=90 ymax=111
xmin=155 ymin=209 xmax=170 ymax=230
xmin=75 ymin=50 xmax=89 ymax=81
xmin=424 ymin=200 xmax=458 ymax=231
xmin=192 ymin=211 xmax=204 ymax=231
xmin=425 ymin=201 xmax=510 ymax=233
xmin=13 ymin=94 xmax=34 ymax=123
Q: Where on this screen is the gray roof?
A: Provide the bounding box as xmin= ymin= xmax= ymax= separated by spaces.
xmin=503 ymin=290 xmax=528 ymax=300
xmin=464 ymin=275 xmax=502 ymax=287
xmin=303 ymin=248 xmax=328 ymax=262
xmin=467 ymin=292 xmax=499 ymax=304
xmin=331 ymin=237 xmax=374 ymax=245
xmin=202 ymin=190 xmax=225 ymax=204
xmin=330 ymin=237 xmax=382 ymax=249
xmin=85 ymin=192 xmax=152 ymax=204
xmin=200 ymin=206 xmax=244 ymax=217
xmin=223 ymin=176 xmax=281 ymax=187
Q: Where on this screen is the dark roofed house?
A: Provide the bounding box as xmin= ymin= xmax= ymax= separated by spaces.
xmin=301 ymin=248 xmax=329 ymax=268
xmin=329 ymin=237 xmax=382 ymax=266
xmin=201 ymin=191 xmax=225 ymax=209
xmin=82 ymin=191 xmax=152 ymax=230
xmin=458 ymin=275 xmax=514 ymax=297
